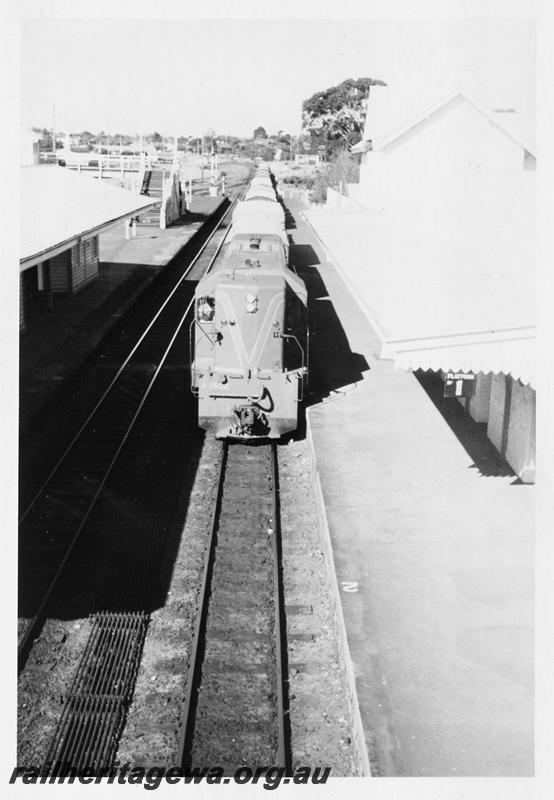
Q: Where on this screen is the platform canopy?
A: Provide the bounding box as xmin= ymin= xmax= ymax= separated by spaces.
xmin=20 ymin=166 xmax=160 ymax=269
xmin=304 ymin=169 xmax=535 ymax=388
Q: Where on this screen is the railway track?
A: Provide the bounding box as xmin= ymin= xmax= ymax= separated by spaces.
xmin=178 ymin=441 xmax=291 ymax=774
xmin=18 ymin=181 xmax=248 ymax=670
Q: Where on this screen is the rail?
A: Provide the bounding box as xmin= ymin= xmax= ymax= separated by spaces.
xmin=18 ymin=181 xmax=248 ymax=671
xmin=177 ymin=442 xmax=291 ymax=774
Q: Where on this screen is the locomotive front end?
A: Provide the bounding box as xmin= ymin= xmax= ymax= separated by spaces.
xmin=192 ymin=238 xmax=307 ymax=439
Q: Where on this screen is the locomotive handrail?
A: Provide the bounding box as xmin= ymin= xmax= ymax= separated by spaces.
xmin=189 ymin=319 xmax=219 ymax=394
xmin=277 ymin=332 xmax=306 ymax=402
xmin=191 ymin=318 xmax=220 ymax=346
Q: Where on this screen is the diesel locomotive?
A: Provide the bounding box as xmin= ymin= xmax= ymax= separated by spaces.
xmin=191 ymin=164 xmax=308 ymax=439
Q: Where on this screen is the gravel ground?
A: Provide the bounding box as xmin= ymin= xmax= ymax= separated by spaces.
xmin=117 ymin=432 xmax=366 ymax=775
xmin=17 ymin=431 xmax=368 ymax=776
xmin=278 ymin=435 xmax=364 ymax=775
xmin=117 ymin=436 xmax=222 ymax=766
xmin=18 ymin=617 xmax=94 ymax=765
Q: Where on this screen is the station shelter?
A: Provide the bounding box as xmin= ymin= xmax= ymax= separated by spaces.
xmin=20 ymin=165 xmax=160 ymax=331
xmin=308 ymin=85 xmax=536 ymax=482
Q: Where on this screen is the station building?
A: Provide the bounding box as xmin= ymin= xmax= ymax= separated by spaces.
xmin=307 ymin=85 xmax=536 ymax=482
xmin=20 ymin=132 xmax=160 ymax=332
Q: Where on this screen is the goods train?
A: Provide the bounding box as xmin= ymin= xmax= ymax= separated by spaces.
xmin=191 ymin=164 xmax=308 ymax=439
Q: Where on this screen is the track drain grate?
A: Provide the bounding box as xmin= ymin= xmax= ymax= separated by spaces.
xmin=44 ymin=611 xmax=148 ymax=774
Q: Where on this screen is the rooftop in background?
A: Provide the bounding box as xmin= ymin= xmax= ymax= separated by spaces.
xmin=354 ymin=84 xmax=536 ymax=155
xmin=20 ymin=167 xmax=159 ymax=268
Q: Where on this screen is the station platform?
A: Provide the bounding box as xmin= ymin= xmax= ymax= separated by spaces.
xmin=19 ymin=195 xmax=225 ymax=433
xmin=286 ymin=194 xmax=534 ymax=777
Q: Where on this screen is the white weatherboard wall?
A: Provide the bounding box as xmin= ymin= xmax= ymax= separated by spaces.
xmin=43 ymin=236 xmax=99 ymax=295
xmin=487 ymin=374 xmax=535 ymax=483
xmin=468 ymin=372 xmax=492 ymax=423
xmin=506 ymin=380 xmax=536 ymax=483
xmin=49 ymin=250 xmax=72 ymax=292
xmin=487 ymin=374 xmax=507 ymax=454
xmin=73 ymin=236 xmax=99 ymax=291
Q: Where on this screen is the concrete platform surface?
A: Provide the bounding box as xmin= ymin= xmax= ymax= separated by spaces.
xmin=99 ymin=194 xmax=224 ymax=266
xmin=287 ymin=193 xmax=534 ymax=777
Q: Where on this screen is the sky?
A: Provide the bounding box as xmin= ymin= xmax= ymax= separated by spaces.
xmin=17 ymin=15 xmax=536 ymax=139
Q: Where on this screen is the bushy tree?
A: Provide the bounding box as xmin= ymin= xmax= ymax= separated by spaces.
xmin=253 ymin=126 xmax=267 ymax=139
xmin=302 ymin=77 xmax=385 ymax=156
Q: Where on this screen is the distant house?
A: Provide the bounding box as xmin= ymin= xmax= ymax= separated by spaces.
xmin=294 ymin=153 xmax=321 ymax=166
xmin=216 ymin=140 xmax=234 ymax=155
xmin=312 ymin=85 xmax=536 ymax=481
xmin=57 ymin=131 xmax=82 ymax=147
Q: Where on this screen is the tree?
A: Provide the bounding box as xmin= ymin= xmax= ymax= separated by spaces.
xmin=310 ymin=148 xmax=361 ymax=204
xmin=301 ymin=77 xmax=386 ymax=156
xmin=253 ymin=126 xmax=267 ymax=139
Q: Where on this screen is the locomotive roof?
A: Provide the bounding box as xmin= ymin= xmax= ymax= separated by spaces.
xmin=246 ymin=181 xmax=275 ymax=191
xmin=245 ymin=189 xmax=277 ymax=201
xmin=209 ymin=243 xmax=287 ymax=279
xmin=225 ymin=233 xmax=285 ymax=254
xmin=209 ymin=251 xmax=307 ymax=303
xmin=227 ymin=221 xmax=287 ymax=243
xmin=232 ymin=200 xmax=285 ymax=221
xmin=198 ymin=237 xmax=306 ymax=300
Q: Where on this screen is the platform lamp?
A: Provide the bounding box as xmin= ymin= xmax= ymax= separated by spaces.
xmin=172 ymin=130 xmax=179 ymax=172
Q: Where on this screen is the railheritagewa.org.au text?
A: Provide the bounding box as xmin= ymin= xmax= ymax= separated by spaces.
xmin=9 ymin=764 xmax=331 ymax=790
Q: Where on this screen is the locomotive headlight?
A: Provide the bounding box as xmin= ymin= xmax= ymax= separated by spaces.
xmin=245 ymin=293 xmax=258 ymax=314
xmin=197 ymin=296 xmax=215 ymax=321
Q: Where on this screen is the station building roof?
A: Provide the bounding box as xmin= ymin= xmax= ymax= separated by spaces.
xmin=304 ymin=169 xmax=535 ymax=387
xmin=352 ymin=86 xmax=536 ymax=156
xmin=20 ymin=166 xmax=159 ymax=269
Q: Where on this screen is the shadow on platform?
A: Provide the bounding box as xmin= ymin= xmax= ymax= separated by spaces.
xmin=170 ymin=210 xmax=212 ymax=226
xmin=290 ymin=238 xmax=370 ymax=407
xmin=414 ymin=370 xmax=515 ymax=478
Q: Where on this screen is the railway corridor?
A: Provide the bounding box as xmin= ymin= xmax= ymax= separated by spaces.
xmin=17 ymin=181 xmax=364 ymax=776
